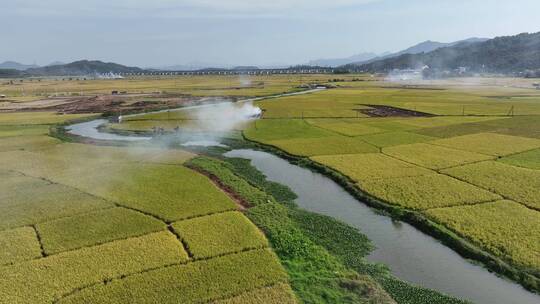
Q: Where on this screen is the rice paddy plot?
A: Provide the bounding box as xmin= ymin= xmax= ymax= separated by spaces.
xmin=36 ymin=207 xmax=167 ymax=255
xmin=361 ymin=119 xmax=423 ymax=132
xmin=360 ymin=131 xmax=435 ymax=147
xmin=268 ymin=136 xmax=379 ymax=157
xmin=0 ymin=227 xmax=42 ymax=265
xmin=244 ymin=119 xmax=334 ymax=142
xmin=395 ymin=116 xmax=504 ymax=128
xmin=312 ymin=153 xmax=433 ymax=182
xmin=210 ymin=283 xmax=297 ymax=304
xmin=0 ymin=172 xmax=51 ymax=200
xmin=426 ymin=200 xmax=540 ymax=270
xmin=40 ymin=143 xmax=194 ymax=165
xmin=257 ymin=93 xmax=367 ymax=119
xmin=415 ymin=116 xmax=540 ymax=139
xmin=431 ymin=133 xmax=540 ymax=157
xmin=0 ymin=182 xmax=112 ymax=230
xmin=172 ymin=211 xmax=268 ymax=259
xmin=500 ymin=148 xmax=540 ymax=170
xmin=0 ymin=231 xmax=188 ymax=304
xmin=52 ymin=163 xmax=237 ymax=222
xmin=442 ymin=161 xmax=540 ymax=210
xmin=360 ymin=174 xmax=501 ymax=210
xmin=0 ymin=149 xmax=104 ymax=180
xmin=56 ymin=249 xmax=288 ymax=304
xmin=0 ymin=135 xmax=60 ymax=152
xmin=383 ymin=143 xmax=494 ymax=170
xmin=0 ymin=125 xmax=50 ymax=138
xmin=0 ymin=112 xmax=95 ymax=125
xmin=305 ymin=119 xmax=385 ymax=136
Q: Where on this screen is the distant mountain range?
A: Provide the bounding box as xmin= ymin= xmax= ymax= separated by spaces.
xmin=1 ymin=32 xmax=538 ymax=77
xmin=25 ymin=60 xmax=143 ymax=76
xmin=0 ymin=61 xmax=40 ymax=70
xmin=306 ymin=52 xmax=383 ymax=67
xmin=305 ymin=38 xmax=489 ymax=68
xmin=346 ymin=32 xmax=540 ymax=73
xmin=374 ymin=37 xmax=490 ymax=62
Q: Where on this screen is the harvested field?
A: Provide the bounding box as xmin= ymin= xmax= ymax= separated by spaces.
xmin=360 ymin=104 xmax=435 ymax=117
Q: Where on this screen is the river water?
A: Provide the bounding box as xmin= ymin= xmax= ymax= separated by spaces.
xmin=65 ymin=94 xmax=539 ymax=304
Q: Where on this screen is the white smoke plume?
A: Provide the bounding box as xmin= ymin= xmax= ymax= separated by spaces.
xmin=239 ymin=75 xmax=252 ymax=87
xmin=170 ymin=101 xmax=262 ymax=147
xmin=189 ymin=102 xmax=261 ymax=131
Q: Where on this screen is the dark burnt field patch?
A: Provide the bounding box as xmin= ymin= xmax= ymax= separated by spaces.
xmin=359 ymin=104 xmax=436 ymax=117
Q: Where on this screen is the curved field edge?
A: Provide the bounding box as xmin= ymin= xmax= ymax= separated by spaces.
xmin=241 ymin=136 xmax=540 ymax=293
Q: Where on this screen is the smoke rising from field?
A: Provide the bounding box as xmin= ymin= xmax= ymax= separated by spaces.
xmin=163 ymin=101 xmax=262 ymax=147
xmin=239 ymin=75 xmax=252 ymax=87
xmin=189 ymin=101 xmax=261 ymax=131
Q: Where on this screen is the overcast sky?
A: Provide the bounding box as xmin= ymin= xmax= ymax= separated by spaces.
xmin=2 ymin=0 xmax=540 ymax=67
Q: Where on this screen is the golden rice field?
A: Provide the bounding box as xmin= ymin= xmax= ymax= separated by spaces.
xmin=242 ymin=78 xmax=540 ymax=277
xmin=426 ymin=200 xmax=540 ymax=270
xmin=3 ymin=75 xmax=540 ymax=303
xmin=0 ymin=112 xmax=296 ymax=303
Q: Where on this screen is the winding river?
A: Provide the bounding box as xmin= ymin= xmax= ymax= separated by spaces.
xmin=65 ymin=94 xmax=539 ymax=304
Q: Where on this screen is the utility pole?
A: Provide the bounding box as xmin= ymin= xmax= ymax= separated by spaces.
xmin=507 ymin=105 xmax=514 ymax=117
